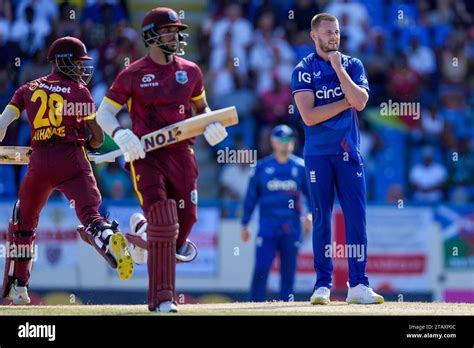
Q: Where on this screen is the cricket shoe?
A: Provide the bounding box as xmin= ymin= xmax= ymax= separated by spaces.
xmin=346 ymin=284 xmax=384 ymax=304
xmin=156 ymin=301 xmax=178 ymax=313
xmin=6 ymin=281 xmax=30 ymax=305
xmin=109 ymin=232 xmax=134 ymax=281
xmin=310 ymin=286 xmax=330 ymax=305
xmin=127 ymin=213 xmax=148 ymax=265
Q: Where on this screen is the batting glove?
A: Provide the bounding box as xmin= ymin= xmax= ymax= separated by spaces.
xmin=204 ymin=122 xmax=227 ymax=146
xmin=113 ymin=129 xmax=145 ymax=162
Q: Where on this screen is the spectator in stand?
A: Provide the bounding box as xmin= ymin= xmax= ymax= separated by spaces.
xmin=387 ymin=53 xmax=422 ymax=102
xmin=54 ymin=1 xmax=82 ymax=38
xmin=98 ymin=24 xmax=140 ymax=82
xmin=284 ymin=0 xmax=321 ymax=39
xmin=362 ymin=29 xmax=390 ymax=105
xmin=10 ymin=5 xmax=52 ymax=59
xmin=449 ymin=137 xmax=474 ymax=203
xmin=414 ymin=103 xmax=455 ymax=149
xmin=209 ymin=32 xmax=240 ymax=99
xmin=82 ymin=0 xmax=127 ymax=24
xmin=0 ymin=0 xmax=10 ymax=44
xmin=18 ymin=48 xmax=50 ymax=85
xmin=256 ymin=71 xmax=291 ymax=156
xmin=406 ymin=36 xmax=436 ymax=77
xmin=409 ymin=146 xmax=447 ymax=202
xmin=325 ymin=0 xmax=369 ymax=53
xmin=440 ymin=36 xmax=468 ymax=86
xmin=249 ymin=10 xmax=294 ymax=93
xmin=210 ymin=2 xmax=252 ymax=53
xmin=15 ymin=0 xmax=58 ymax=23
xmin=210 ymin=27 xmax=249 ymax=79
xmin=219 ymin=160 xmax=252 ymax=200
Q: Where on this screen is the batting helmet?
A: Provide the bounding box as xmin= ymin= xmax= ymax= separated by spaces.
xmin=141 ymin=7 xmax=189 ymax=55
xmin=47 ymin=36 xmax=94 ymax=85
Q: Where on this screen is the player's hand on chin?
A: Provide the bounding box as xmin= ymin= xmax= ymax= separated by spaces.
xmin=328 ymin=51 xmax=343 ymax=71
xmin=204 ymin=122 xmax=227 ymax=146
xmin=113 ymin=129 xmax=146 ymax=162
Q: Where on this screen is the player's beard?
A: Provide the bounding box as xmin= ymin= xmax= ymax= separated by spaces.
xmin=163 ymin=41 xmax=178 ymax=53
xmin=158 ymin=33 xmax=179 ymax=54
xmin=318 ymin=36 xmax=339 ymax=52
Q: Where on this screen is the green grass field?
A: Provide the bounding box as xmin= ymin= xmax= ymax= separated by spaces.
xmin=0 ymin=301 xmax=472 ymax=316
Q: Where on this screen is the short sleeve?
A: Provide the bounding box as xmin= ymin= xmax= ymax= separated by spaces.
xmin=81 ymin=87 xmax=96 ymax=121
xmin=291 ymin=61 xmax=313 ymax=95
xmin=105 ymin=68 xmax=131 ymax=108
xmin=350 ymin=58 xmax=369 ymax=91
xmin=191 ymin=65 xmax=205 ymax=102
xmin=8 ymin=85 xmax=27 ymax=119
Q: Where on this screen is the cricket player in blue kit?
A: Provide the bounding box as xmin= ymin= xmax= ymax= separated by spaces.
xmin=291 ymin=13 xmax=383 ymax=305
xmin=241 ymin=125 xmax=312 ymax=302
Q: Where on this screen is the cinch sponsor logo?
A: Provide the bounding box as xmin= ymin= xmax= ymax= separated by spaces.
xmin=39 ymin=83 xmax=71 ymax=94
xmin=267 ymin=179 xmax=297 ymax=191
xmin=18 ymin=322 xmax=56 ymax=341
xmin=315 ymin=85 xmax=343 ymax=99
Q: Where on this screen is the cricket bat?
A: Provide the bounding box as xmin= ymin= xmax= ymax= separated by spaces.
xmin=0 ymin=146 xmax=116 ymax=165
xmin=0 ymin=106 xmax=239 ymax=165
xmin=95 ymin=106 xmax=239 ymax=163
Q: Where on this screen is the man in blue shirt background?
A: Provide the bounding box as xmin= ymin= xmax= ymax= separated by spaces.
xmin=291 ymin=13 xmax=383 ymax=305
xmin=241 ymin=125 xmax=311 ymax=302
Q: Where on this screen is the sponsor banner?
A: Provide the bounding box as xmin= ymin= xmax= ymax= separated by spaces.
xmin=0 ymin=200 xmax=79 ymax=269
xmin=106 ymin=205 xmax=220 ymax=277
xmin=443 ymin=289 xmax=474 ymax=303
xmin=434 ymin=205 xmax=474 ymax=269
xmin=268 ymin=206 xmax=432 ymax=294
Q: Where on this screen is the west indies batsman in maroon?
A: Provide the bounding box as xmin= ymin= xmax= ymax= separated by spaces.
xmin=0 ymin=37 xmax=134 ymax=305
xmin=105 ymin=54 xmax=204 ymax=248
xmin=97 ymin=7 xmax=229 ymax=312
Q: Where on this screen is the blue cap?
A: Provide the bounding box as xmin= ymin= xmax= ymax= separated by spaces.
xmin=271 ymin=125 xmax=295 ymax=142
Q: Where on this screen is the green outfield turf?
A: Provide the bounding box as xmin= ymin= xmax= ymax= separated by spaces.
xmin=0 ymin=301 xmax=472 ymax=316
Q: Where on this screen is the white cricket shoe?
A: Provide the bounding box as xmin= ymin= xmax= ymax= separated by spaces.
xmin=346 ymin=284 xmax=384 ymax=304
xmin=6 ymin=282 xmax=30 ymax=305
xmin=156 ymin=301 xmax=178 ymax=313
xmin=128 ymin=213 xmax=148 ymax=265
xmin=310 ymin=286 xmax=331 ymax=305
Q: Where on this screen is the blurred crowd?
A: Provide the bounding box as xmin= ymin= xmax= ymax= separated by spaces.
xmin=0 ymin=0 xmax=473 ymax=207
